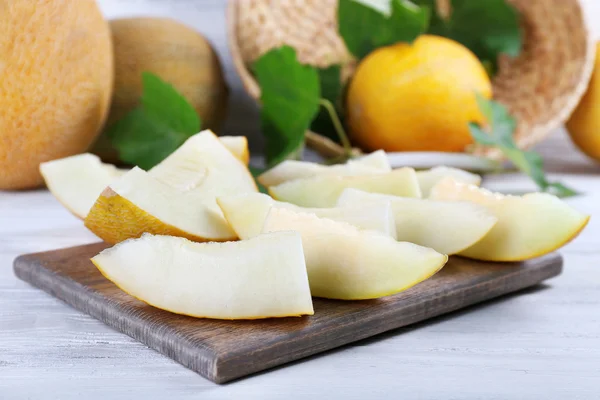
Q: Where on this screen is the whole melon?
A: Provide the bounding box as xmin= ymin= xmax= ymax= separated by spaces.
xmin=0 ymin=0 xmax=113 ymax=190
xmin=93 ymin=18 xmax=229 ymax=163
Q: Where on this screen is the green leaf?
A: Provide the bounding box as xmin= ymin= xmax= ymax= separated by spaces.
xmin=474 ymin=93 xmax=493 ymax=121
xmin=416 ymin=0 xmax=522 ymax=70
xmin=309 ymin=68 xmax=353 ymax=155
xmin=253 ymin=46 xmax=321 ymax=167
xmin=468 ymin=123 xmax=497 ymax=146
xmin=469 ymin=95 xmax=578 ymax=197
xmin=388 ymin=0 xmax=430 ymax=44
xmin=338 ymin=0 xmax=388 ymax=59
xmin=338 ymin=0 xmax=429 ymax=59
xmin=521 ymin=150 xmax=546 ymax=187
xmin=545 ymin=183 xmax=579 ymax=198
xmin=311 ymin=66 xmax=344 ymax=141
xmin=318 ymin=66 xmax=344 ymax=109
xmin=488 ymin=98 xmax=518 ymax=148
xmin=108 ymin=72 xmax=201 ymax=170
xmin=140 ymin=72 xmax=201 ymax=134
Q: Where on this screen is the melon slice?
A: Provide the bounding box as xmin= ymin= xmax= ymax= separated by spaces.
xmin=40 ymin=154 xmax=127 ymax=219
xmin=85 ymin=167 xmax=237 ymax=244
xmin=92 ymin=232 xmax=314 ymax=319
xmin=269 ymin=167 xmax=421 ymax=207
xmin=353 ymin=150 xmax=392 ymax=170
xmin=337 ymin=189 xmax=497 ymax=255
xmin=217 ymin=192 xmax=397 ymax=240
xmin=429 ymin=178 xmax=590 ymax=261
xmin=219 ymin=135 xmax=250 ymax=165
xmin=262 ymin=208 xmax=447 ymax=300
xmin=149 ymin=130 xmax=256 ymax=193
xmin=84 ymin=131 xmax=256 ymax=244
xmin=39 ymin=134 xmax=251 ymax=219
xmin=257 ymin=150 xmax=390 ymax=187
xmin=417 ymin=166 xmax=481 ymax=197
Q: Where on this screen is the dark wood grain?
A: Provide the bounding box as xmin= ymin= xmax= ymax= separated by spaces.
xmin=13 ymin=243 xmax=562 ymax=383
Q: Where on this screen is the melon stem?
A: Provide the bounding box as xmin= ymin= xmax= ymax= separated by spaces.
xmin=318 ymin=98 xmax=352 ymax=159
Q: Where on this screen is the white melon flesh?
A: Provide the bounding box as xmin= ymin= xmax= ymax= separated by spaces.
xmin=219 ymin=136 xmax=250 ymax=165
xmin=217 ymin=192 xmax=397 ymax=240
xmin=417 ymin=166 xmax=481 ymax=197
xmin=92 ymin=232 xmax=314 ymax=319
xmin=258 ymin=150 xmax=390 ymax=187
xmin=429 ymin=178 xmax=590 ymax=261
xmin=86 ymin=167 xmax=237 ymax=242
xmin=85 ymin=131 xmax=258 ymax=243
xmin=149 ymin=130 xmax=257 ymax=233
xmin=39 ymin=135 xmax=250 ymax=220
xmin=352 ymin=150 xmax=391 ymax=170
xmin=337 ymin=189 xmax=497 ymax=255
xmin=262 ymin=208 xmax=447 ymax=300
xmin=40 ymin=153 xmax=126 ymax=219
xmin=269 ymin=167 xmax=421 ymax=207
xmin=149 ymin=130 xmax=257 ymax=195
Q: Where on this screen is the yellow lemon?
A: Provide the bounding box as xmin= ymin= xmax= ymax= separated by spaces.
xmin=566 ymin=42 xmax=600 ymax=161
xmin=346 ymin=35 xmax=492 ymax=153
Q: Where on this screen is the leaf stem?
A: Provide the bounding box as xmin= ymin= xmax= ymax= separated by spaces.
xmin=318 ymin=98 xmax=352 ymax=156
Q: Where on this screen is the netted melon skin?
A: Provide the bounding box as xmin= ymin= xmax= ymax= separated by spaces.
xmin=0 ymin=0 xmax=113 ymax=189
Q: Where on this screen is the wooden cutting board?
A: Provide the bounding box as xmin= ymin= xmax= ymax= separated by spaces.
xmin=14 ymin=242 xmax=562 ymax=384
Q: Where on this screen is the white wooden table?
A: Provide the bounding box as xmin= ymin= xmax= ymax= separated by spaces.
xmin=2 ymin=132 xmax=600 ymax=399
xmin=3 ymin=1 xmax=600 ymax=398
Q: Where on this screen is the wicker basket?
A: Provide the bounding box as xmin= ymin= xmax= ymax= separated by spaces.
xmin=227 ymin=0 xmax=595 ymax=159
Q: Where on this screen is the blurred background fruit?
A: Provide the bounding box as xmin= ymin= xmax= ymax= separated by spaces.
xmin=93 ymin=17 xmax=229 ymax=163
xmin=228 ymin=0 xmax=594 ymax=160
xmin=0 ymin=0 xmax=113 ymax=190
xmin=346 ymin=35 xmax=493 ymax=153
xmin=566 ymin=42 xmax=600 ymax=161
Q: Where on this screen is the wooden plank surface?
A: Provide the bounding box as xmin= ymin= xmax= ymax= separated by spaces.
xmin=13 ymin=242 xmax=562 ymax=383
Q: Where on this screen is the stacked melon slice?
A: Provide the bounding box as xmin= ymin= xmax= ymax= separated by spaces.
xmin=39 ymin=135 xmax=250 ymax=220
xmin=40 ymin=130 xmax=589 ymax=319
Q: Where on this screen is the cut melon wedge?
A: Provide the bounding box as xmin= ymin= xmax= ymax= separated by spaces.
xmin=269 ymin=167 xmax=421 ymax=207
xmin=85 ymin=167 xmax=237 ymax=244
xmin=92 ymin=232 xmax=314 ymax=319
xmin=417 ymin=166 xmax=481 ymax=197
xmin=262 ymin=208 xmax=447 ymax=300
xmin=219 ymin=135 xmax=250 ymax=165
xmin=258 ymin=150 xmax=390 ymax=187
xmin=85 ymin=131 xmax=257 ymax=244
xmin=149 ymin=130 xmax=257 ymax=194
xmin=39 ymin=134 xmax=251 ymax=219
xmin=337 ymin=189 xmax=497 ymax=255
xmin=40 ymin=154 xmax=127 ymax=219
xmin=353 ymin=150 xmax=392 ymax=170
xmin=429 ymin=178 xmax=590 ymax=261
xmin=217 ymin=192 xmax=397 ymax=240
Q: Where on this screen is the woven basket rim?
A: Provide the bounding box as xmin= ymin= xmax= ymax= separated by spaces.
xmin=227 ymin=2 xmax=260 ymax=100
